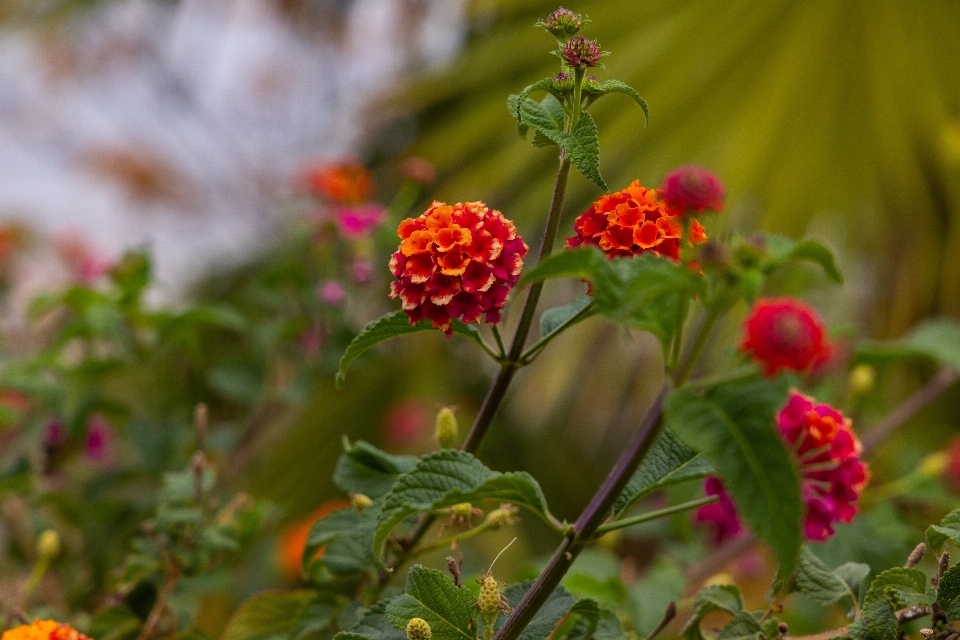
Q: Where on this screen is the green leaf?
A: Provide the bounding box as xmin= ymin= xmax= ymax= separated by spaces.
xmin=539 ymin=291 xmax=593 ymax=338
xmin=512 ymin=78 xmax=565 ymax=121
xmin=666 ymin=378 xmax=802 ymax=572
xmin=564 ymin=112 xmax=606 ymax=191
xmin=384 ymin=566 xmax=476 ymax=640
xmin=222 ymin=591 xmax=319 ymax=640
xmin=334 ymin=438 xmax=419 ymax=498
xmin=336 ymin=608 xmax=407 ymax=640
xmin=715 ymin=611 xmax=764 ymax=640
xmin=590 ymin=80 xmax=649 ymax=125
xmin=937 ymin=564 xmax=960 ymax=617
xmin=520 ymin=248 xmax=706 ymax=349
xmin=627 ymin=558 xmax=684 ymax=636
xmin=88 ymin=605 xmax=141 ymax=640
xmin=760 ymin=234 xmax=843 ymax=284
xmin=861 ymin=568 xmax=929 ymax=640
xmin=499 ymin=582 xmax=576 ymax=640
xmin=834 ymin=563 xmax=871 ymax=601
xmin=291 ymin=594 xmax=338 ymax=640
xmin=613 ymin=429 xmax=712 ymax=517
xmin=374 ymin=451 xmax=553 ymax=567
xmin=509 ymin=95 xmax=565 ymax=137
xmin=860 ymin=318 xmax=960 ymax=373
xmin=337 ymin=312 xmax=486 ymax=387
xmin=795 ymin=546 xmax=866 ymax=607
xmin=303 ymin=506 xmax=374 ymax=577
xmin=927 ymin=508 xmax=960 ymax=552
xmin=683 ymin=584 xmax=743 ymax=640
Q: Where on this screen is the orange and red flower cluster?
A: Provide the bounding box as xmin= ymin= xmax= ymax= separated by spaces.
xmin=739 ymin=298 xmax=832 ymax=376
xmin=566 ymin=180 xmax=707 ymax=261
xmin=1 ymin=620 xmax=91 ymax=640
xmin=390 ymin=201 xmax=528 ymax=334
xmin=777 ymin=391 xmax=869 ymax=540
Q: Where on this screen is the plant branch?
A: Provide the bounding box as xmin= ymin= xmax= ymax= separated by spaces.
xmin=595 ymin=495 xmax=719 ymax=535
xmin=860 ymin=366 xmax=958 ymax=456
xmin=520 ymin=301 xmax=596 ymax=363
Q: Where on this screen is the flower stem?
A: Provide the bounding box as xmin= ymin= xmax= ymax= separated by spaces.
xmin=594 ymin=495 xmax=719 ymax=535
xmin=493 ymin=387 xmax=668 ymax=640
xmin=520 ymin=300 xmax=596 ymax=363
xmin=674 ymin=307 xmax=722 ymax=387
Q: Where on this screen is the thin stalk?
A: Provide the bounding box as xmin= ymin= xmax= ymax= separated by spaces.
xmin=674 ymin=307 xmax=722 ymax=387
xmin=686 ymin=365 xmax=757 ymax=390
xmin=493 ymin=387 xmax=668 ymax=640
xmin=594 ymin=495 xmax=719 ymax=535
xmin=491 ymin=325 xmax=506 ymax=359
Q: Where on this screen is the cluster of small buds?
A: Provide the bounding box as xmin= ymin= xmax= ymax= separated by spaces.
xmin=739 ymin=298 xmax=832 ymax=377
xmin=406 ymin=618 xmax=432 ymax=640
xmin=390 ymin=201 xmax=528 ymax=335
xmin=560 ymin=35 xmax=605 ymax=68
xmin=567 ymin=179 xmax=707 ymax=261
xmin=476 ymin=570 xmax=511 ymax=631
xmin=535 ymin=7 xmax=590 ymax=40
xmin=553 ymin=71 xmax=575 ymax=91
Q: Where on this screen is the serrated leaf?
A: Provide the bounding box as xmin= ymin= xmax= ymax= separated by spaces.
xmin=373 ymin=451 xmax=553 ymax=567
xmin=337 ymin=312 xmax=486 ymax=387
xmin=384 ymin=566 xmax=476 ymax=640
xmin=509 ymin=95 xmax=565 ymax=137
xmin=613 ymin=429 xmax=713 ymax=517
xmin=590 ymin=80 xmax=649 ymax=125
xmin=716 ymin=611 xmax=764 ymax=640
xmin=683 ymin=584 xmax=743 ymax=640
xmin=862 ymin=568 xmax=929 ymax=640
xmin=937 ymin=564 xmax=960 ymax=614
xmin=498 ymin=582 xmax=576 ymax=640
xmin=334 ymin=439 xmax=418 ymax=498
xmin=512 ymin=79 xmax=565 ymax=122
xmin=927 ymin=508 xmax=960 ymax=552
xmin=520 ymin=248 xmax=706 ymax=349
xmin=539 ymin=291 xmax=593 ymax=338
xmin=532 ymin=130 xmax=557 ymax=148
xmin=859 ymin=318 xmax=960 ymax=373
xmin=303 ymin=506 xmax=375 ymax=576
xmin=564 ymin=112 xmax=606 ymax=190
xmin=795 ymin=546 xmax=862 ymax=607
xmin=667 ymin=378 xmax=802 ymax=573
xmin=222 ymin=591 xmax=319 ymax=640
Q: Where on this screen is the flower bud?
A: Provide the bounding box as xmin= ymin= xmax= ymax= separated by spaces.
xmin=552 ymin=72 xmax=575 ymax=92
xmin=535 ymin=7 xmax=590 ymax=41
xmin=560 ymin=36 xmax=605 ymax=68
xmin=477 ymin=573 xmax=504 ymax=629
xmin=351 ymin=493 xmax=373 ymax=511
xmin=582 ymin=74 xmax=601 ymax=93
xmin=849 ymin=364 xmax=876 ymax=395
xmin=449 ymin=502 xmax=475 ymax=518
xmin=37 ymin=529 xmax=61 ymax=559
xmin=435 ymin=407 xmax=459 ymax=449
xmin=484 ymin=504 xmax=519 ymax=529
xmin=406 ymin=618 xmax=432 ymax=640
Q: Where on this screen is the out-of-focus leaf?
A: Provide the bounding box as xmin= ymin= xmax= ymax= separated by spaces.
xmin=539 ymin=291 xmax=594 ymax=338
xmin=334 ymin=438 xmax=418 ymax=498
xmin=928 ymin=508 xmax=960 ymax=552
xmin=221 ymin=591 xmax=319 ymax=640
xmin=858 ymin=318 xmax=960 ymax=373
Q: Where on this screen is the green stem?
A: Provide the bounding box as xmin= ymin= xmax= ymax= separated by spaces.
xmin=520 ymin=301 xmax=596 ymax=363
xmin=594 ymin=495 xmax=718 ymax=535
xmin=669 ymin=305 xmax=685 ymax=374
xmin=686 ymin=365 xmax=757 ymax=390
xmin=491 ymin=325 xmax=507 ymax=359
xmin=674 ymin=307 xmax=722 ymax=387
xmin=569 ymin=67 xmax=585 ymax=134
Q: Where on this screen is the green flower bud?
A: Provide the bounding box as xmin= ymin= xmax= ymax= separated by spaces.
xmin=351 ymin=493 xmax=373 ymax=511
xmin=406 ymin=617 xmax=432 ymax=640
xmin=450 ymin=502 xmax=475 ymax=518
xmin=849 ymin=364 xmax=876 ymax=395
xmin=435 ymin=406 xmax=459 ymax=449
xmin=484 ymin=504 xmax=518 ymax=529
xmin=477 ymin=573 xmax=502 ymax=628
xmin=37 ymin=529 xmax=60 ymax=559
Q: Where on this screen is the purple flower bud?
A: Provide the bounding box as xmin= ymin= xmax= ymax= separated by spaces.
xmin=553 ymin=72 xmax=574 ymax=91
xmin=561 ymin=36 xmax=604 ymax=68
xmin=536 ymin=7 xmax=589 ymax=40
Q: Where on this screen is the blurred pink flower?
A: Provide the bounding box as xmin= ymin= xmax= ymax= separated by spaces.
xmin=84 ymin=415 xmax=114 ymax=465
xmin=349 ymin=258 xmax=374 ymax=284
xmin=659 ymin=165 xmax=725 ymax=214
xmin=55 ymin=235 xmax=113 ymax=285
xmin=694 ymin=477 xmax=744 ymax=545
xmin=318 ymin=280 xmax=347 ymax=306
xmin=43 ymin=420 xmax=67 ymax=448
xmin=335 ymin=205 xmax=386 ymax=238
xmin=299 ymin=326 xmax=324 ymax=358
xmin=382 ymin=399 xmax=431 ymax=447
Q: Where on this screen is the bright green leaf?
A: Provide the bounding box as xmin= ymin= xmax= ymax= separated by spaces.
xmin=337 ymin=311 xmax=486 ymax=388
xmin=667 ymin=378 xmax=802 ymax=573
xmin=862 ymin=568 xmax=929 ymax=640
xmin=334 ymin=438 xmax=418 ymax=498
xmin=927 ymin=508 xmax=960 ymax=552
xmin=613 ymin=429 xmax=712 ymax=518
xmin=222 ymin=591 xmax=319 ymax=640
xmin=512 ymin=78 xmax=564 ymax=121
xmin=384 ymin=566 xmax=476 ymax=640
xmin=589 ymin=80 xmax=649 ymax=125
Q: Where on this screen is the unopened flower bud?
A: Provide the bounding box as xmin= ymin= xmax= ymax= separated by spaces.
xmin=450 ymin=502 xmax=474 ymax=518
xmin=535 ymin=7 xmax=589 ymax=41
xmin=477 ymin=573 xmax=504 ymax=629
xmin=582 ymin=74 xmax=601 ymax=93
xmin=435 ymin=407 xmax=459 ymax=449
xmin=485 ymin=504 xmax=519 ymax=529
xmin=406 ymin=617 xmax=432 ymax=640
xmin=351 ymin=493 xmax=373 ymax=511
xmin=37 ymin=529 xmax=61 ymax=559
xmin=920 ymin=451 xmax=947 ymax=478
xmin=849 ymin=364 xmax=876 ymax=395
xmin=553 ymin=72 xmax=575 ymax=92
xmin=560 ymin=36 xmax=605 ymax=68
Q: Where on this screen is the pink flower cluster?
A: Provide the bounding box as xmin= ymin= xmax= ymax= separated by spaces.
xmin=389 ymin=201 xmax=528 ymax=335
xmin=696 ymin=391 xmax=869 ymax=543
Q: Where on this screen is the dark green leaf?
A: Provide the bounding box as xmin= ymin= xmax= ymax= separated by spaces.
xmin=590 ymin=80 xmax=649 ymax=125
xmin=88 ymin=605 xmax=141 ymax=640
xmin=716 ymin=611 xmax=764 ymax=640
xmin=222 ymin=591 xmax=319 ymax=640
xmin=512 ymin=78 xmax=565 ymax=121
xmin=337 ymin=312 xmax=486 ymax=387
xmin=859 ymin=318 xmax=960 ymax=373
xmin=937 ymin=564 xmax=960 ymax=615
xmin=613 ymin=429 xmax=712 ymax=517
xmin=760 ymin=234 xmax=843 ymax=284
xmin=539 ymin=291 xmax=593 ymax=338
xmin=683 ymin=584 xmax=743 ymax=640
xmin=384 ymin=566 xmax=476 ymax=640
xmin=834 ymin=563 xmax=871 ymax=602
xmin=509 ymin=95 xmax=565 ymax=136
xmin=795 ymin=546 xmax=864 ymax=607
xmin=862 ymin=568 xmax=929 ymax=640
xmin=303 ymin=507 xmax=374 ymax=577
xmin=291 ymin=594 xmax=338 ymax=640
xmin=499 ymin=582 xmax=576 ymax=640
xmin=667 ymin=378 xmax=802 ymax=572
xmin=334 ymin=439 xmax=418 ymax=498
xmin=927 ymin=508 xmax=960 ymax=552
xmin=374 ymin=451 xmax=553 ymax=567
xmin=336 ymin=608 xmax=407 ymax=640
xmin=565 ymin=112 xmax=606 ymax=190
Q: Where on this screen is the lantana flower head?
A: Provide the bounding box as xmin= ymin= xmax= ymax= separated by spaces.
xmin=390 ymin=201 xmax=528 ymax=335
xmin=560 ymin=36 xmax=604 ymax=68
xmin=536 ymin=7 xmax=589 ymax=40
xmin=1 ymin=620 xmax=91 ymax=640
xmin=566 ymin=179 xmax=707 ymax=261
xmin=659 ymin=165 xmax=725 ymax=214
xmin=739 ymin=298 xmax=832 ymax=376
xmin=696 ymin=391 xmax=869 ymax=543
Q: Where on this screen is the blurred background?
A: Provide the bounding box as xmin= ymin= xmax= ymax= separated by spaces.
xmin=0 ymin=0 xmax=959 ymax=636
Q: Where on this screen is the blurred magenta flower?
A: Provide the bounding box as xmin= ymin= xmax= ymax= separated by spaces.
xmin=84 ymin=415 xmax=114 ymax=465
xmin=694 ymin=477 xmax=744 ymax=545
xmin=318 ymin=280 xmax=347 ymax=306
xmin=349 ymin=258 xmax=374 ymax=284
xmin=659 ymin=165 xmax=725 ymax=214
xmin=335 ymin=204 xmax=386 ymax=238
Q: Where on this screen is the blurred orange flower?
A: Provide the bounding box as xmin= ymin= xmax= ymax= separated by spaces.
xmin=276 ymin=500 xmax=350 ymax=580
xmin=302 ymin=162 xmax=372 ymax=204
xmin=1 ymin=620 xmax=91 ymax=640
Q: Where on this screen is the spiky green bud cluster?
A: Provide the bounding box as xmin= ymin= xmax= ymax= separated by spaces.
xmin=434 ymin=406 xmax=459 ymax=449
xmin=406 ymin=618 xmax=432 ymax=640
xmin=477 ymin=574 xmax=501 ymax=615
xmin=536 ymin=7 xmax=590 ymax=41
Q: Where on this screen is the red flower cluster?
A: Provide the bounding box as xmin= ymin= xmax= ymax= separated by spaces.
xmin=659 ymin=165 xmax=725 ymax=214
xmin=566 ymin=180 xmax=706 ymax=261
xmin=390 ymin=201 xmax=528 ymax=335
xmin=739 ymin=298 xmax=832 ymax=376
xmin=696 ymin=392 xmax=869 ymax=543
xmin=778 ymin=391 xmax=869 ymax=540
